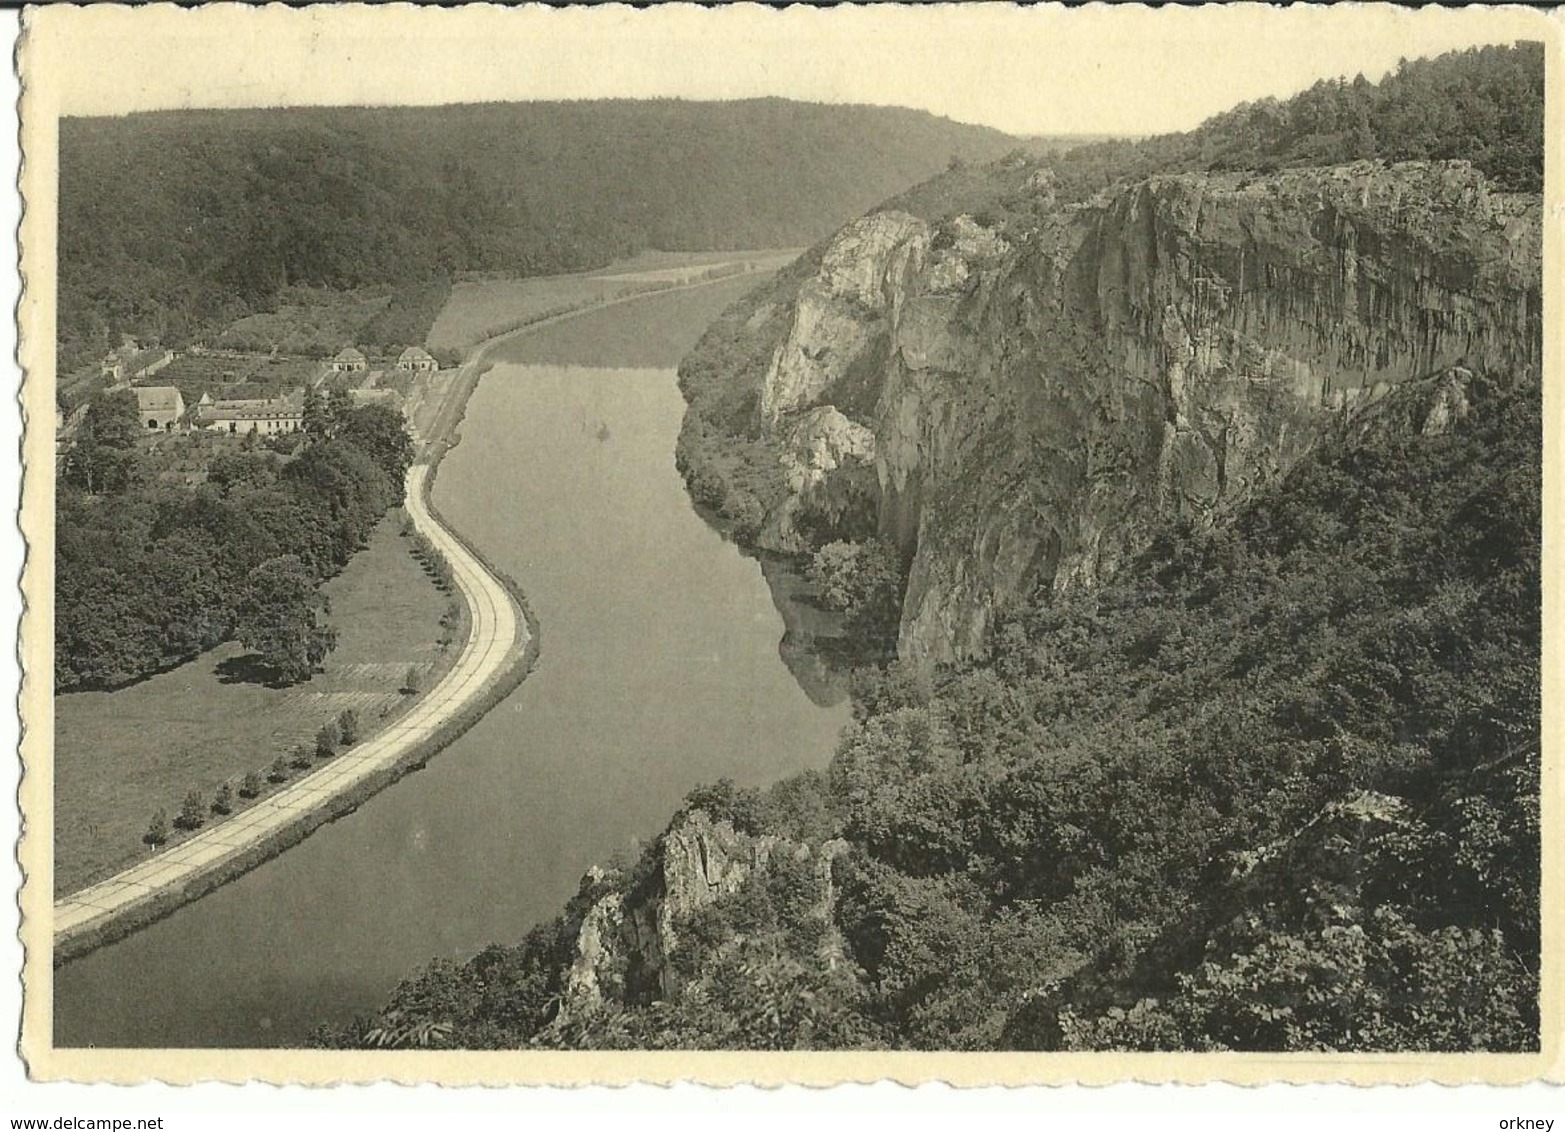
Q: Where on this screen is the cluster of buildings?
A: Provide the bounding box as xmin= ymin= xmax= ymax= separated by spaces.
xmin=107 ymin=343 xmax=441 ymax=437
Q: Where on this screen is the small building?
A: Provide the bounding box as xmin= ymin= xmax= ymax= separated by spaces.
xmin=200 ymin=401 xmax=305 ymax=436
xmin=395 ymin=345 xmax=438 ymax=373
xmin=133 ymin=386 xmax=186 ymax=431
xmin=331 ymin=347 xmax=368 ymax=374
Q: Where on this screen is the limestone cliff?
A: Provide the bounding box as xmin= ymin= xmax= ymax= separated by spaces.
xmin=554 ymin=810 xmax=846 ymax=1024
xmin=742 ymin=160 xmax=1541 ymax=664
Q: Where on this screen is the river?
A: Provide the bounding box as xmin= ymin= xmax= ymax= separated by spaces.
xmin=53 ymin=278 xmax=851 ymax=1048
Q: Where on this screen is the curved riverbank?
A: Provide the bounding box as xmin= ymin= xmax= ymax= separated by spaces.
xmin=53 ymin=457 xmax=535 ymax=964
xmin=52 ymin=268 xmax=774 ymax=965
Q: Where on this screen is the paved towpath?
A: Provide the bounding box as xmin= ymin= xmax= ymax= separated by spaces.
xmin=53 ymin=461 xmax=523 ymax=945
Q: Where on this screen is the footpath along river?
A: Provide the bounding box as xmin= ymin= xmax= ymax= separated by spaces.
xmin=53 ymin=276 xmax=852 ymax=1047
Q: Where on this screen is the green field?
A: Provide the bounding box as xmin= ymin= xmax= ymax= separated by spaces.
xmin=53 ymin=515 xmax=457 ymax=896
xmin=488 ymin=272 xmax=776 ymax=369
xmin=428 ymin=251 xmax=798 ymax=356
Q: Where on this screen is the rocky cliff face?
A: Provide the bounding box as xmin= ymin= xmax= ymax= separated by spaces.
xmin=554 ymin=811 xmax=846 ymax=1023
xmin=748 ymin=160 xmax=1541 ymax=664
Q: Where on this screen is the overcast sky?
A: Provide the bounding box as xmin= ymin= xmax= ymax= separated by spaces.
xmin=28 ymin=4 xmax=1549 ymax=137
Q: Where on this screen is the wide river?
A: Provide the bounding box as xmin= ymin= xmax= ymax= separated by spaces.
xmin=54 ymin=277 xmax=851 ymax=1047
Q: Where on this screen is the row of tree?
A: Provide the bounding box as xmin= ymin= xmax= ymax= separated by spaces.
xmin=56 ymin=394 xmax=414 ymax=690
xmin=144 ymin=709 xmax=363 ymax=847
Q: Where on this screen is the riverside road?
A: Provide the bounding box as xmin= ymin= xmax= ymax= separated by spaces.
xmin=52 ymin=461 xmax=525 ymax=950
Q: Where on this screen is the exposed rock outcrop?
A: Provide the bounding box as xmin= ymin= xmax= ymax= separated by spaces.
xmin=744 ymin=160 xmax=1541 ymax=664
xmin=554 ymin=811 xmax=844 ymax=1024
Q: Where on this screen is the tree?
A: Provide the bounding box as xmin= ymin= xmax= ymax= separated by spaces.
xmin=63 ymin=389 xmax=142 ymax=495
xmin=340 ymin=404 xmax=414 ymax=486
xmin=239 ymin=771 xmax=264 ymax=799
xmin=807 ymin=539 xmax=905 ymax=652
xmin=176 ymin=790 xmax=206 ymax=831
xmin=302 ymin=384 xmax=335 ymax=440
xmin=403 ymin=665 xmax=423 ymax=695
xmin=211 ymin=782 xmax=235 ymax=816
xmin=290 ymin=744 xmax=315 ymax=770
xmin=269 ymin=755 xmax=291 ymax=783
xmin=233 ymin=554 xmax=338 ymax=684
xmin=144 ymin=808 xmax=170 ymax=847
xmin=316 ymin=720 xmax=340 ymax=758
xmin=338 ymin=708 xmax=360 ymax=746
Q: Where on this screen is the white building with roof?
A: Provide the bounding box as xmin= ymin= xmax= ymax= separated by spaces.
xmin=395 ymin=345 xmax=438 ymax=373
xmin=331 ymin=347 xmax=368 ymax=374
xmin=133 ymin=386 xmax=186 ymax=430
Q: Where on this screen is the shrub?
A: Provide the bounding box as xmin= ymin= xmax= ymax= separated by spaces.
xmin=269 ymin=756 xmax=291 ymax=783
xmin=211 ymin=782 xmax=234 ymax=816
xmin=239 ymin=771 xmax=264 ymax=799
xmin=403 ymin=665 xmax=423 ymax=695
xmin=338 ymin=708 xmax=360 ymax=747
xmin=144 ymin=808 xmax=170 ymax=847
xmin=315 ymin=721 xmax=340 ymax=758
xmin=290 ymin=744 xmax=315 ymax=771
xmin=175 ymin=790 xmax=206 ymax=831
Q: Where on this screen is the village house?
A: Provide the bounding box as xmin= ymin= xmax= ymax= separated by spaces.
xmin=196 ymin=390 xmax=305 ymax=436
xmin=132 ymin=386 xmax=186 ymax=431
xmin=330 ymin=347 xmax=368 ymax=374
xmin=395 ymin=345 xmax=439 ymax=373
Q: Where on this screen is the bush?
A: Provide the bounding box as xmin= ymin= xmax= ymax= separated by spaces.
xmin=290 ymin=744 xmax=315 ymax=771
xmin=316 ymin=721 xmax=340 ymax=758
xmin=239 ymin=771 xmax=264 ymax=799
xmin=269 ymin=755 xmax=291 ymax=783
xmin=403 ymin=665 xmax=423 ymax=695
xmin=338 ymin=709 xmax=360 ymax=747
xmin=175 ymin=790 xmax=206 ymax=831
xmin=211 ymin=782 xmax=235 ymax=816
xmin=144 ymin=808 xmax=170 ymax=847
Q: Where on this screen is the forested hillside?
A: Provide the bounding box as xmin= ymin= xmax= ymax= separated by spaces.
xmin=58 ymin=98 xmax=1016 ymax=370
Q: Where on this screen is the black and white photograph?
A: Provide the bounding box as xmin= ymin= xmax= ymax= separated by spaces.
xmin=14 ymin=2 xmax=1558 ymax=1090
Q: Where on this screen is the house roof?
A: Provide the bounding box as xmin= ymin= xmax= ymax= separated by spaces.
xmin=133 ymin=386 xmax=184 ymax=414
xmin=397 ymin=346 xmax=436 ymax=364
xmin=334 ymin=347 xmax=367 ymax=364
xmin=203 ymin=404 xmax=304 ymax=422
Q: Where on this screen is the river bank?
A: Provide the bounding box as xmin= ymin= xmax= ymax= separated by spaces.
xmin=51 ymin=267 xmax=789 ymax=966
xmin=52 ymin=329 xmax=543 ymax=965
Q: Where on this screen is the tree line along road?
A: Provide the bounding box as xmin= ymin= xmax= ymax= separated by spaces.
xmin=51 ymin=461 xmax=525 ymax=952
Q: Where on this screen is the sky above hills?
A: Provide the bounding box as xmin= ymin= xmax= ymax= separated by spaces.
xmin=29 ymin=4 xmax=1548 ymax=137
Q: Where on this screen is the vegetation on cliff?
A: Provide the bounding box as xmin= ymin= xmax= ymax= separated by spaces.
xmin=321 ymin=366 xmax=1540 ymax=1051
xmin=58 ymin=99 xmax=1016 ymax=371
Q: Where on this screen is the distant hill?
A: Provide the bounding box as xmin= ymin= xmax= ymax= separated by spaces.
xmin=57 ymin=98 xmax=1018 ymax=369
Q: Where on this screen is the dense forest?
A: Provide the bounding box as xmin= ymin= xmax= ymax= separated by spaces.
xmin=56 ymin=392 xmax=413 ymax=690
xmin=890 ymin=41 xmax=1543 ymax=225
xmin=57 ymin=99 xmax=1017 ymax=371
xmin=318 ymin=42 xmax=1543 ymax=1053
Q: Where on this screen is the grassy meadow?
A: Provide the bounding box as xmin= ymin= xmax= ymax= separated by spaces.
xmin=54 ymin=515 xmax=457 ymax=896
xmin=428 ymin=251 xmax=797 ymax=357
